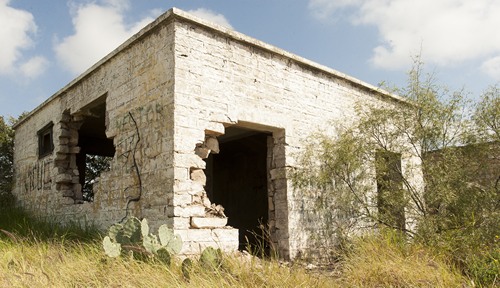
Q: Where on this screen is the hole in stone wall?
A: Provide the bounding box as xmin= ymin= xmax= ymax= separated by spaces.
xmin=76 ymin=97 xmax=115 ymax=202
xmin=205 ymin=126 xmax=271 ymax=253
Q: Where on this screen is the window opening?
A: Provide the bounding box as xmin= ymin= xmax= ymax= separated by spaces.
xmin=376 ymin=151 xmax=405 ymax=230
xmin=205 ymin=126 xmax=271 ymax=254
xmin=76 ymin=97 xmax=115 ymax=202
xmin=38 ymin=122 xmax=54 ymax=158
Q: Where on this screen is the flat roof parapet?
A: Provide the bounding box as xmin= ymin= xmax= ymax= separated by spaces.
xmin=14 ymin=7 xmax=408 ymax=129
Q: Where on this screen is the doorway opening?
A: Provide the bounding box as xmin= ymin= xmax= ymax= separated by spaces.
xmin=205 ymin=126 xmax=271 ymax=254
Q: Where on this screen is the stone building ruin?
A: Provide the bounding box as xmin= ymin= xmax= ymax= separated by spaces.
xmin=12 ymin=8 xmax=420 ymax=260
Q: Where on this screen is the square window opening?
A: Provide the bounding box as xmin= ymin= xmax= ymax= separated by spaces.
xmin=38 ymin=122 xmax=54 ymax=158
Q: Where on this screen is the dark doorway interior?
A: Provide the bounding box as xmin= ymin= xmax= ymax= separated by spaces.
xmin=205 ymin=127 xmax=270 ymax=253
xmin=76 ymin=99 xmax=115 ymax=202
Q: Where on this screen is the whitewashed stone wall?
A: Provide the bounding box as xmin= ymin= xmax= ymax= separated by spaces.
xmin=171 ymin=11 xmax=417 ymax=260
xmin=13 ymin=16 xmax=177 ymax=231
xmin=12 ymin=9 xmax=421 ymax=260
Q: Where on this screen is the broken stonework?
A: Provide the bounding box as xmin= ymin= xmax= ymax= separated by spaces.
xmin=205 ymin=137 xmax=219 ymax=153
xmin=195 ymin=136 xmax=220 ymax=159
xmin=190 ymin=168 xmax=206 ymax=185
xmin=191 ymin=217 xmax=228 ymax=228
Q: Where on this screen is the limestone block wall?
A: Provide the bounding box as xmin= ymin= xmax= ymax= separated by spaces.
xmin=171 ymin=14 xmax=418 ymax=260
xmin=12 ymin=9 xmax=423 ymax=261
xmin=13 ymin=99 xmax=62 ymax=212
xmin=13 ymin=17 xmax=176 ymax=231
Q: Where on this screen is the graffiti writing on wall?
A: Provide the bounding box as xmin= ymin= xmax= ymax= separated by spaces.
xmin=22 ymin=159 xmax=53 ymax=193
xmin=115 ymin=102 xmax=167 ymax=168
xmin=116 ymin=133 xmax=140 ymax=171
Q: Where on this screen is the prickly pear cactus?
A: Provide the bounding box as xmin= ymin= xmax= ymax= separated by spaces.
xmin=115 ymin=217 xmax=141 ymax=244
xmin=140 ymin=218 xmax=150 ymax=238
xmin=158 ymin=225 xmax=182 ymax=254
xmin=142 ymin=234 xmax=161 ymax=254
xmin=200 ymin=247 xmax=223 ymax=270
xmin=103 ymin=236 xmax=121 ymax=257
xmin=156 ymin=248 xmax=171 ymax=265
xmin=107 ymin=223 xmax=123 ymax=241
xmin=102 ymin=217 xmax=183 ymax=264
xmin=181 ymin=258 xmax=193 ymax=281
xmin=141 ymin=218 xmax=160 ymax=254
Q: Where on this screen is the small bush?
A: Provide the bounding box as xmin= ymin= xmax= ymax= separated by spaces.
xmin=417 ymin=217 xmax=500 ymax=287
xmin=466 ymin=248 xmax=500 ymax=287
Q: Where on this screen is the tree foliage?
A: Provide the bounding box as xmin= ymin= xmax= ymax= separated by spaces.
xmin=0 ymin=116 xmax=15 ymax=205
xmin=473 ymin=85 xmax=500 ymax=142
xmin=83 ymin=154 xmax=112 ymax=202
xmin=292 ymin=58 xmax=499 ymax=284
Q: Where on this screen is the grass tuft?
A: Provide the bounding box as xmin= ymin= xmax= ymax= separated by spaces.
xmin=337 ymin=231 xmax=468 ymax=287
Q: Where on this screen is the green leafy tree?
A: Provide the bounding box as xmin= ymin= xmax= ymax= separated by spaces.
xmin=83 ymin=154 xmax=112 ymax=202
xmin=292 ymin=58 xmax=499 ymax=284
xmin=473 ymin=85 xmax=500 ymax=142
xmin=0 ymin=116 xmax=15 ymax=205
xmin=294 ymin=58 xmax=472 ymax=233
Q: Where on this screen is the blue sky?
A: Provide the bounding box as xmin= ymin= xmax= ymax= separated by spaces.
xmin=1 ymin=0 xmax=499 ymax=118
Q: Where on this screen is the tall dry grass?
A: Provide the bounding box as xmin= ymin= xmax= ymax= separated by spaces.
xmin=0 ymin=206 xmax=337 ymax=287
xmin=0 ymin=237 xmax=336 ymax=287
xmin=0 ymin=205 xmax=474 ymax=287
xmin=337 ymin=231 xmax=469 ymax=287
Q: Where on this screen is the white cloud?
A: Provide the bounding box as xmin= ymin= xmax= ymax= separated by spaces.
xmin=187 ymin=8 xmax=233 ymax=29
xmin=20 ymin=56 xmax=49 ymax=78
xmin=55 ymin=0 xmax=159 ymax=75
xmin=481 ymin=56 xmax=500 ymax=81
xmin=309 ymin=0 xmax=500 ymax=75
xmin=0 ymin=0 xmax=46 ymax=76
